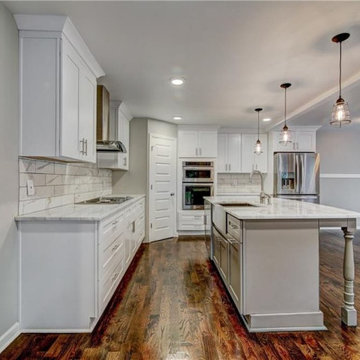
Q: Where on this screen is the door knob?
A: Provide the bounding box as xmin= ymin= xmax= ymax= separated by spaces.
xmin=170 ymin=193 xmax=175 ymax=196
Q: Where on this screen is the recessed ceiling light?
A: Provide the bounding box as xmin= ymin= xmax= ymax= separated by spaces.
xmin=263 ymin=118 xmax=271 ymax=122
xmin=170 ymin=78 xmax=184 ymax=86
xmin=173 ymin=116 xmax=182 ymax=121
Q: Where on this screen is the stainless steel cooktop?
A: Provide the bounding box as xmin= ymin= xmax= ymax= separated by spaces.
xmin=76 ymin=196 xmax=133 ymax=205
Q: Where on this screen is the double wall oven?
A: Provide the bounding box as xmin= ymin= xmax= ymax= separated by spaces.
xmin=182 ymin=161 xmax=214 ymax=210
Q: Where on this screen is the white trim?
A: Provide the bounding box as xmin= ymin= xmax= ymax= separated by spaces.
xmin=0 ymin=323 xmax=21 ymax=354
xmin=320 ymin=174 xmax=360 ymax=179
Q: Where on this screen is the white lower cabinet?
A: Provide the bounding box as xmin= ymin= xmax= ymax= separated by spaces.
xmin=178 ymin=211 xmax=210 ymax=232
xmin=18 ymin=197 xmax=145 ymax=332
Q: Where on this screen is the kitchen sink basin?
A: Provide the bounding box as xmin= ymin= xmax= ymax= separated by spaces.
xmin=219 ymin=202 xmax=257 ymax=207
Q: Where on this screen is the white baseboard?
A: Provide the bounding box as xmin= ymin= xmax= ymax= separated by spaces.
xmin=0 ymin=322 xmax=21 ymax=354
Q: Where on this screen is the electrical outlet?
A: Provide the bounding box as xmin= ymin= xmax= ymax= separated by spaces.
xmin=26 ymin=179 xmax=35 ymax=196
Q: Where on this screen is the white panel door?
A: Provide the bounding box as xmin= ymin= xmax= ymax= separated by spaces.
xmin=61 ymin=39 xmax=80 ymax=160
xmin=228 ymin=134 xmax=242 ymax=172
xmin=178 ymin=131 xmax=198 ymax=157
xmin=198 ymin=131 xmax=217 ymax=157
xmin=217 ymin=134 xmax=227 ymax=172
xmin=149 ymin=134 xmax=177 ymax=242
xmin=79 ymin=67 xmax=97 ymax=163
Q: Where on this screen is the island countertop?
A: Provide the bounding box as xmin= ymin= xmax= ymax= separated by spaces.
xmin=15 ymin=194 xmax=145 ymax=222
xmin=204 ymin=196 xmax=360 ymax=220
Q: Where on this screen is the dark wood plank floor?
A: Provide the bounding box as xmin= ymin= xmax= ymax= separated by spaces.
xmin=2 ymin=230 xmax=360 ymax=360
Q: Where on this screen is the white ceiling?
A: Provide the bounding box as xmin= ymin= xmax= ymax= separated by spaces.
xmin=5 ymin=1 xmax=360 ymax=129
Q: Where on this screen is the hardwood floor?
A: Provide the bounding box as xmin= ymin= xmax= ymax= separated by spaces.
xmin=2 ymin=230 xmax=360 ymax=360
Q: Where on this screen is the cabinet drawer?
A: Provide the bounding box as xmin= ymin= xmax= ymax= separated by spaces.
xmin=101 ymin=233 xmax=124 ymax=273
xmin=227 ymin=215 xmax=242 ymax=239
xmin=102 ymin=216 xmax=124 ymax=251
xmin=99 ymin=260 xmax=123 ymax=309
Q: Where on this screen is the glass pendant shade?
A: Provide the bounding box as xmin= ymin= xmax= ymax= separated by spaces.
xmin=331 ymin=97 xmax=351 ymax=127
xmin=254 ymin=139 xmax=263 ymax=155
xmin=279 ymin=124 xmax=292 ymax=144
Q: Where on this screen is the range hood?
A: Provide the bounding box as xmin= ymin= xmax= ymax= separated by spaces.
xmin=96 ymin=85 xmax=127 ymax=153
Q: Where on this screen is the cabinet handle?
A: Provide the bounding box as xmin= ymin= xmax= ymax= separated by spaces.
xmin=84 ymin=139 xmax=88 ymax=155
xmin=203 ymin=215 xmax=207 ymax=225
xmin=112 ymin=244 xmax=119 ymax=252
xmin=80 ymin=138 xmax=84 ymax=154
xmin=123 ymin=157 xmax=127 ymax=166
xmin=132 ymin=221 xmax=135 ymax=233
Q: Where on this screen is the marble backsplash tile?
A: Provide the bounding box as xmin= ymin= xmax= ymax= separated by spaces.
xmin=217 ymin=173 xmax=261 ymax=194
xmin=19 ymin=157 xmax=112 ymax=215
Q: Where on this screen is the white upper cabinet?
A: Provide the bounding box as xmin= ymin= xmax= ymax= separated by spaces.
xmin=97 ymin=102 xmax=131 ymax=170
xmin=217 ymin=133 xmax=268 ymax=173
xmin=241 ymin=134 xmax=268 ymax=173
xmin=217 ymin=134 xmax=242 ymax=172
xmin=178 ymin=128 xmax=218 ymax=158
xmin=16 ymin=15 xmax=104 ymax=163
xmin=272 ymin=128 xmax=317 ymax=153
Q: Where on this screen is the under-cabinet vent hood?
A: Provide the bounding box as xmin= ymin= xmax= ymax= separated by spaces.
xmin=96 ymin=85 xmax=127 ymax=153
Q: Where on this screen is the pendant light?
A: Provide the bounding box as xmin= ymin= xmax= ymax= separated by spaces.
xmin=254 ymin=108 xmax=263 ymax=155
xmin=279 ymin=83 xmax=292 ymax=144
xmin=331 ymin=33 xmax=351 ymax=127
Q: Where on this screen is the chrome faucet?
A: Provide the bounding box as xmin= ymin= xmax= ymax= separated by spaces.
xmin=250 ymin=170 xmax=271 ymax=205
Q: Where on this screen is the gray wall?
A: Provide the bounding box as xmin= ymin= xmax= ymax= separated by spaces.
xmin=317 ymin=126 xmax=360 ymax=213
xmin=0 ymin=3 xmax=19 ymax=338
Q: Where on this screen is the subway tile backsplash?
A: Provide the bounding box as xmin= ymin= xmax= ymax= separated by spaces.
xmin=217 ymin=173 xmax=261 ymax=194
xmin=19 ymin=157 xmax=112 ymax=215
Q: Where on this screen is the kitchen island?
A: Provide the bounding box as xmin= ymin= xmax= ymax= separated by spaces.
xmin=204 ymin=196 xmax=359 ymax=332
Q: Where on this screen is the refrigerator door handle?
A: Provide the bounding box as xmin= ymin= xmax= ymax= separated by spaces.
xmin=295 ymin=154 xmax=300 ymax=193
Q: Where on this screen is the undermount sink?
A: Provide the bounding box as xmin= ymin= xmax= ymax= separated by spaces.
xmin=219 ymin=202 xmax=257 ymax=207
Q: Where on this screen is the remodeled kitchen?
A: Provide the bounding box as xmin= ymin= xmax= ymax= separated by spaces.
xmin=1 ymin=2 xmax=360 ymax=359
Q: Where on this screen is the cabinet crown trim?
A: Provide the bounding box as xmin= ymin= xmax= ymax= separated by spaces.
xmin=15 ymin=14 xmax=105 ymax=78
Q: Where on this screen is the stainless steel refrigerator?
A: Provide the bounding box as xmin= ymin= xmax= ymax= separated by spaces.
xmin=274 ymin=152 xmax=320 ymax=203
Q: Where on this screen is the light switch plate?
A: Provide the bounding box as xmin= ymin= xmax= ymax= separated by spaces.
xmin=26 ymin=179 xmax=35 ymax=196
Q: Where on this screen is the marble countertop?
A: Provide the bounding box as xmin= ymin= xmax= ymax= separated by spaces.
xmin=15 ymin=194 xmax=145 ymax=222
xmin=204 ymin=195 xmax=360 ymax=220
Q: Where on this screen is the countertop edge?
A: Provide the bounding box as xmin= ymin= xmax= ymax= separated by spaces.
xmin=15 ymin=194 xmax=146 ymax=222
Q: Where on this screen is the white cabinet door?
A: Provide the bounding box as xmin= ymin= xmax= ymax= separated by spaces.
xmin=61 ymin=39 xmax=81 ymax=160
xmin=242 ymin=134 xmax=268 ymax=173
xmin=295 ymin=131 xmax=316 ymax=152
xmin=227 ymin=134 xmax=241 ymax=172
xmin=198 ymin=131 xmax=218 ymax=157
xmin=118 ymin=109 xmax=130 ymax=170
xmin=178 ymin=131 xmax=198 ymax=157
xmin=217 ymin=134 xmax=227 ymax=172
xmin=241 ymin=134 xmax=256 ymax=173
xmin=79 ymin=67 xmax=97 ymax=163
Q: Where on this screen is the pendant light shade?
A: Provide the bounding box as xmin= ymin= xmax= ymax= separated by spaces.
xmin=279 ymin=83 xmax=292 ymax=145
xmin=254 ymin=108 xmax=263 ymax=155
xmin=330 ymin=32 xmax=351 ymax=127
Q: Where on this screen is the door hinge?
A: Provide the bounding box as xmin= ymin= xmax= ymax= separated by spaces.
xmin=151 ymin=146 xmax=154 ymax=151
xmin=150 ymin=223 xmax=153 ymax=229
xmin=150 ymin=184 xmax=153 ymax=190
